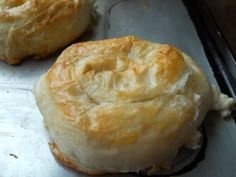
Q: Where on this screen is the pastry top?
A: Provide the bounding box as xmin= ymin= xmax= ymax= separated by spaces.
xmin=0 ymin=0 xmax=91 ymax=64
xmin=34 ymin=36 xmax=234 ymax=173
xmin=47 ymin=36 xmax=210 ymax=140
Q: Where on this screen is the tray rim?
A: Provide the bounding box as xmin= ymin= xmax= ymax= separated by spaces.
xmin=183 ymin=0 xmax=236 ymax=101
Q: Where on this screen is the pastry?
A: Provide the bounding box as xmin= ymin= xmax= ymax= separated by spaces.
xmin=34 ymin=36 xmax=234 ymax=175
xmin=0 ymin=0 xmax=92 ymax=64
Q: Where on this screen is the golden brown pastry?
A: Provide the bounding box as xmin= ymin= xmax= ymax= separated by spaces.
xmin=0 ymin=0 xmax=92 ymax=64
xmin=33 ymin=36 xmax=234 ymax=175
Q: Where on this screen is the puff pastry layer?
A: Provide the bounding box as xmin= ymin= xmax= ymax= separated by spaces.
xmin=0 ymin=0 xmax=91 ymax=64
xmin=34 ymin=36 xmax=234 ymax=174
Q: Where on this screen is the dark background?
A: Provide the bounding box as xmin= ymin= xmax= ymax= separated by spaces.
xmin=205 ymin=0 xmax=236 ymax=56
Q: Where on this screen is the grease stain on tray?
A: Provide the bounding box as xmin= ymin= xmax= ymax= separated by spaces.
xmin=143 ymin=0 xmax=150 ymax=9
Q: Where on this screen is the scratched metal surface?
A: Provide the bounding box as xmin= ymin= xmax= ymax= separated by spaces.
xmin=0 ymin=0 xmax=236 ymax=177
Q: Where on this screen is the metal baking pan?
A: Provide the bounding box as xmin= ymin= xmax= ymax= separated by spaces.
xmin=0 ymin=0 xmax=235 ymax=177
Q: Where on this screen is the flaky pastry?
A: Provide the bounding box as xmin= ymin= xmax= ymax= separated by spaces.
xmin=0 ymin=0 xmax=92 ymax=64
xmin=34 ymin=36 xmax=234 ymax=175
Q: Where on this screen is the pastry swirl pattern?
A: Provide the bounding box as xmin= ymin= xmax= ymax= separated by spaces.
xmin=34 ymin=36 xmax=234 ymax=174
xmin=0 ymin=0 xmax=91 ymax=64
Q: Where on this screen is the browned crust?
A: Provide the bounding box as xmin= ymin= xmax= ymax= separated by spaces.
xmin=49 ymin=143 xmax=107 ymax=176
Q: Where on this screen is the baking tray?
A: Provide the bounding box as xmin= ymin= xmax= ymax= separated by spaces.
xmin=0 ymin=0 xmax=236 ymax=177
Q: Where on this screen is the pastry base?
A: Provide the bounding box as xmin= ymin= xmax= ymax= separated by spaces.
xmin=49 ymin=143 xmax=107 ymax=175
